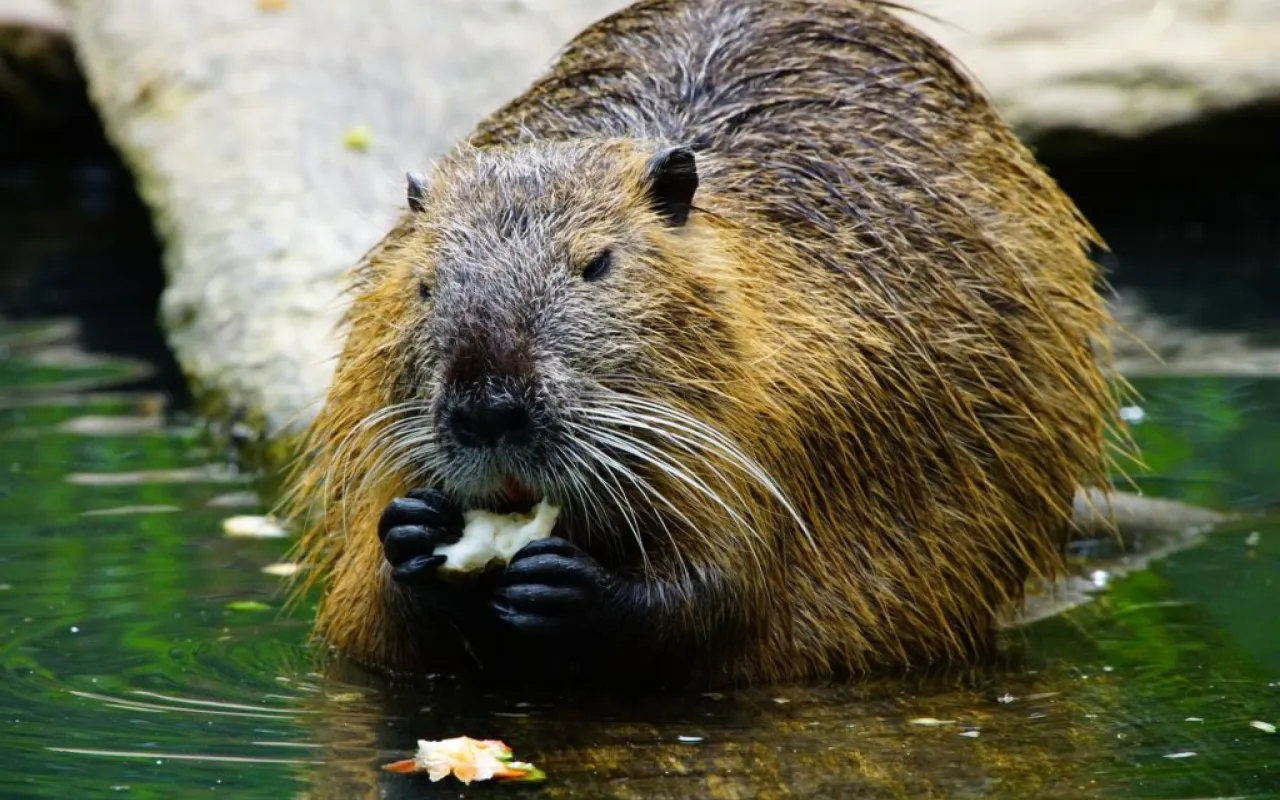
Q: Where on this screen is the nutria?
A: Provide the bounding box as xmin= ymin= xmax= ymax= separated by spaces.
xmin=283 ymin=0 xmax=1125 ymax=688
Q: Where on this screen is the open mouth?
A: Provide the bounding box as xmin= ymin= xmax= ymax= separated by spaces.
xmin=488 ymin=475 xmax=541 ymax=515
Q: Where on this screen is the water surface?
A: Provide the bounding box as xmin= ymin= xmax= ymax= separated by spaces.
xmin=1 ymin=319 xmax=1277 ymax=799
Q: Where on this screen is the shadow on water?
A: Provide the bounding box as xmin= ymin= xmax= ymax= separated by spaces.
xmin=1038 ymin=101 xmax=1280 ymax=346
xmin=0 ymin=23 xmax=186 ymax=401
xmin=1 ymin=33 xmax=1278 ymax=800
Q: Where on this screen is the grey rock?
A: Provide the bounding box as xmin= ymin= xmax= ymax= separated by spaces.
xmin=910 ymin=0 xmax=1280 ymax=138
xmin=0 ymin=0 xmax=63 ymax=30
xmin=59 ymin=0 xmax=626 ymax=441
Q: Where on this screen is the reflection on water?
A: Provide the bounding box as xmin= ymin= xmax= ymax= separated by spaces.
xmin=0 ymin=318 xmax=1277 ymax=800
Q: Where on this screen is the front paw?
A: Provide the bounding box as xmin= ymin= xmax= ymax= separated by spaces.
xmin=378 ymin=488 xmax=464 ymax=587
xmin=491 ymin=537 xmax=614 ymax=637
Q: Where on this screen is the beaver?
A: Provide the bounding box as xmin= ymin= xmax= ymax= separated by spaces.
xmin=283 ymin=0 xmax=1125 ymax=688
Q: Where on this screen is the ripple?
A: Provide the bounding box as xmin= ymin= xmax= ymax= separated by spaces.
xmin=64 ymin=464 xmax=249 ymax=486
xmin=4 ymin=322 xmax=1280 ymax=798
xmin=46 ymin=747 xmax=323 ymax=767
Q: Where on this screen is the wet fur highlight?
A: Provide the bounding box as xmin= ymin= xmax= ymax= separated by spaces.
xmin=282 ymin=0 xmax=1127 ymax=686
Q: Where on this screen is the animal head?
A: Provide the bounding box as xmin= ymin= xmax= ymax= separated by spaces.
xmin=378 ymin=139 xmax=749 ymax=525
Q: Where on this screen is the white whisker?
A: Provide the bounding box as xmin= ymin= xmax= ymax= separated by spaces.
xmin=324 ymin=401 xmax=432 ymax=539
xmin=580 ymin=391 xmax=817 ymax=557
xmin=573 ymin=422 xmax=767 ymax=581
xmin=569 ymin=437 xmax=654 ymax=575
xmin=570 ymin=431 xmax=695 ymax=584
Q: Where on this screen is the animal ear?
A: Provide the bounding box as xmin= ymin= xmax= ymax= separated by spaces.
xmin=406 ymin=171 xmax=427 ymax=213
xmin=644 ymin=146 xmax=698 ymax=227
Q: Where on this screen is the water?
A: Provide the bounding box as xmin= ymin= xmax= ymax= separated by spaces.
xmin=1 ymin=318 xmax=1277 ymax=799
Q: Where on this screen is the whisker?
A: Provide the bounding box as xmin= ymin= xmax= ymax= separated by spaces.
xmin=567 ymin=435 xmax=654 ymax=576
xmin=324 ymin=401 xmax=432 ymax=540
xmin=581 ymin=407 xmax=764 ymax=512
xmin=580 ymin=392 xmax=818 ymax=556
xmin=575 ymin=413 xmax=767 ymax=565
xmin=569 ymin=430 xmax=695 ymax=584
xmin=574 ymin=423 xmax=767 ymax=581
xmin=559 ymin=447 xmax=613 ymax=558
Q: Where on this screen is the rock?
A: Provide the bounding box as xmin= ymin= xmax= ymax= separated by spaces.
xmin=44 ymin=0 xmax=1280 ymax=449
xmin=59 ymin=0 xmax=625 ymax=448
xmin=907 ymin=0 xmax=1280 ymax=139
xmin=0 ymin=0 xmax=63 ymax=31
xmin=0 ymin=0 xmax=76 ymax=134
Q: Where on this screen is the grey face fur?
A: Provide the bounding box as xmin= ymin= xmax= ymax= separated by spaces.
xmin=403 ymin=141 xmax=701 ymax=512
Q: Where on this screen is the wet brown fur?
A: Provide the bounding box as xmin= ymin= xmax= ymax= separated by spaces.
xmin=282 ymin=0 xmax=1126 ymax=686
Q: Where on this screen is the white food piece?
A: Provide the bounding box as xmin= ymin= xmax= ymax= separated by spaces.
xmin=434 ymin=500 xmax=560 ymax=575
xmin=222 ymin=514 xmax=288 ymax=538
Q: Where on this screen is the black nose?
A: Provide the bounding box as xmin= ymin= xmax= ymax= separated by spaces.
xmin=448 ymin=397 xmax=534 ymax=448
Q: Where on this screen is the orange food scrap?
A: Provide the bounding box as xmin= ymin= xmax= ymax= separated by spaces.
xmin=382 ymin=736 xmax=545 ymax=784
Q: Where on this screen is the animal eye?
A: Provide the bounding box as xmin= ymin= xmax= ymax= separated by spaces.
xmin=417 ymin=279 xmax=431 ymax=301
xmin=582 ymin=249 xmax=613 ymax=282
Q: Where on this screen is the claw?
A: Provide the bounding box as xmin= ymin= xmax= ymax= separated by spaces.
xmin=490 ymin=536 xmax=611 ymax=637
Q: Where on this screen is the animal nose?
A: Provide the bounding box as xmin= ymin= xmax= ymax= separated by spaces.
xmin=448 ymin=397 xmax=534 ymax=448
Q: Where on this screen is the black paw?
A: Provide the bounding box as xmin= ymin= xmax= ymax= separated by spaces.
xmin=491 ymin=537 xmax=614 ymax=637
xmin=378 ymin=488 xmax=465 ymax=587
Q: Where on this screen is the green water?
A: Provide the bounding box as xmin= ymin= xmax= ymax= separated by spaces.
xmin=0 ymin=319 xmax=1277 ymax=800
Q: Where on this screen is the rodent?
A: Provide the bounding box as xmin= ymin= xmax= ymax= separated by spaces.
xmin=283 ymin=0 xmax=1123 ymax=688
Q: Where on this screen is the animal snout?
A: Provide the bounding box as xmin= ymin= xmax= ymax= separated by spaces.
xmin=447 ymin=395 xmax=534 ymax=449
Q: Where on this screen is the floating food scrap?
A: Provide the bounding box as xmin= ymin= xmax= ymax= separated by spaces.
xmin=262 ymin=562 xmax=301 ymax=577
xmin=81 ymin=504 xmax=181 ymax=517
xmin=383 ymin=737 xmax=545 ymax=784
xmin=225 ymin=600 xmax=271 ymax=612
xmin=222 ymin=515 xmax=287 ymax=538
xmin=58 ymin=414 xmax=164 ymax=436
xmin=1251 ymin=720 xmax=1277 ymax=734
xmin=909 ymin=717 xmax=955 ymax=727
xmin=205 ymin=491 xmax=262 ymax=509
xmin=343 ymin=124 xmax=373 ymax=151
